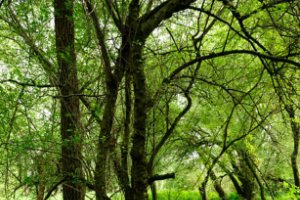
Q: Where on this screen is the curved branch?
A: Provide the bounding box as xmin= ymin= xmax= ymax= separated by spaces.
xmin=139 ymin=0 xmax=196 ymax=38
xmin=44 ymin=177 xmax=67 ymax=200
xmin=166 ymin=50 xmax=300 ymax=82
xmin=44 ymin=177 xmax=95 ymax=200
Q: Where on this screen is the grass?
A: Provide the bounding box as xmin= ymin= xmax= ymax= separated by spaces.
xmin=149 ymin=190 xmax=201 ymax=200
xmin=148 ymin=191 xmax=240 ymax=200
xmin=111 ymin=190 xmax=240 ymax=200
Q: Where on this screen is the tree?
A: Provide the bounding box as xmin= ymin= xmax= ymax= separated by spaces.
xmin=0 ymin=0 xmax=300 ymax=200
xmin=54 ymin=0 xmax=85 ymax=199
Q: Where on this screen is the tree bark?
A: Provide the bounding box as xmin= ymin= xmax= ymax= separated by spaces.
xmin=285 ymin=105 xmax=300 ymax=187
xmin=94 ymin=86 xmax=118 ymax=200
xmin=232 ymin=153 xmax=255 ymax=200
xmin=126 ymin=1 xmax=196 ymax=199
xmin=272 ymin=76 xmax=300 ymax=187
xmin=83 ymin=1 xmax=125 ymax=199
xmin=228 ymin=173 xmax=244 ymax=196
xmin=210 ymin=170 xmax=227 ymax=200
xmin=54 ymin=0 xmax=85 ymax=199
xmin=120 ymin=71 xmax=133 ymax=200
xmin=150 ymin=183 xmax=157 ymax=200
xmin=130 ymin=42 xmax=149 ymax=200
xmin=86 ymin=1 xmax=198 ymax=199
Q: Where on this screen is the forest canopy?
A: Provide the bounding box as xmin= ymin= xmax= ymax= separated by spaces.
xmin=0 ymin=0 xmax=300 ymax=200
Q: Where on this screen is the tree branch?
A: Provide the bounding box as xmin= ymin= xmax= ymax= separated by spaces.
xmin=148 ymin=173 xmax=175 ymax=184
xmin=0 ymin=79 xmax=60 ymax=88
xmin=139 ymin=0 xmax=196 ymax=38
xmin=6 ymin=8 xmax=58 ymax=85
xmin=104 ymin=0 xmax=122 ymax=31
xmin=0 ymin=0 xmax=5 ymax=8
xmin=166 ymin=50 xmax=300 ymax=82
xmin=44 ymin=177 xmax=95 ymax=200
xmin=84 ymin=0 xmax=114 ymax=86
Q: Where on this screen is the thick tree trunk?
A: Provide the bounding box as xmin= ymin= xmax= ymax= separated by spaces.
xmin=54 ymin=0 xmax=85 ymax=199
xmin=130 ymin=43 xmax=149 ymax=200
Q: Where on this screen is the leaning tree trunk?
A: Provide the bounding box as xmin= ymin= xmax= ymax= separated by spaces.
xmin=285 ymin=105 xmax=300 ymax=187
xmin=83 ymin=1 xmax=124 ymax=199
xmin=210 ymin=170 xmax=227 ymax=200
xmin=94 ymin=87 xmax=118 ymax=200
xmin=273 ymin=75 xmax=300 ymax=187
xmin=54 ymin=0 xmax=85 ymax=199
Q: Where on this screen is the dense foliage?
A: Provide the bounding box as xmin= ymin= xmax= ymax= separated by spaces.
xmin=0 ymin=0 xmax=300 ymax=200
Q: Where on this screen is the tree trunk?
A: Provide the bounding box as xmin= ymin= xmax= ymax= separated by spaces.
xmin=273 ymin=75 xmax=300 ymax=187
xmin=83 ymin=1 xmax=124 ymax=199
xmin=232 ymin=153 xmax=256 ymax=200
xmin=95 ymin=88 xmax=118 ymax=200
xmin=199 ymin=182 xmax=207 ymax=200
xmin=54 ymin=0 xmax=85 ymax=199
xmin=244 ymin=154 xmax=266 ymax=200
xmin=285 ymin=105 xmax=300 ymax=187
xmin=228 ymin=173 xmax=244 ymax=196
xmin=120 ymin=72 xmax=133 ymax=200
xmin=150 ymin=183 xmax=158 ymax=200
xmin=36 ymin=158 xmax=45 ymax=200
xmin=37 ymin=184 xmax=45 ymax=200
xmin=210 ymin=170 xmax=226 ymax=200
xmin=130 ymin=42 xmax=149 ymax=200
xmin=95 ymin=146 xmax=111 ymax=200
